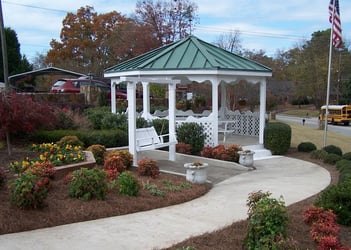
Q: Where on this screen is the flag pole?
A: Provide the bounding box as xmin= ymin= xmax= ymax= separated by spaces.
xmin=323 ymin=2 xmax=336 ymax=147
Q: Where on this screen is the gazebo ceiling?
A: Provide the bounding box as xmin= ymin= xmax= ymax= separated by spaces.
xmin=104 ymin=35 xmax=272 ymax=82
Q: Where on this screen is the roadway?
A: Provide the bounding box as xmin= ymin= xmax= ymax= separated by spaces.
xmin=276 ymin=114 xmax=351 ymax=136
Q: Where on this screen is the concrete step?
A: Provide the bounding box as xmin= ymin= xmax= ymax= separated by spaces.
xmin=242 ymin=144 xmax=272 ymax=160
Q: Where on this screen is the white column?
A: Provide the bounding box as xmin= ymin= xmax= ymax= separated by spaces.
xmin=126 ymin=81 xmax=138 ymax=166
xmin=111 ymin=79 xmax=117 ymax=114
xmin=219 ymin=82 xmax=226 ymax=119
xmin=212 ymin=80 xmax=219 ymax=146
xmin=141 ymin=81 xmax=150 ymax=119
xmin=259 ymin=78 xmax=267 ymax=145
xmin=168 ymin=83 xmax=176 ymax=161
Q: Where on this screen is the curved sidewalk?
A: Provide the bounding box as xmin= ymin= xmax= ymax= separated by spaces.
xmin=0 ymin=157 xmax=330 ymax=250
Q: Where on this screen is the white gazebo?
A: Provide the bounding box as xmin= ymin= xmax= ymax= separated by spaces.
xmin=104 ymin=36 xmax=272 ymax=165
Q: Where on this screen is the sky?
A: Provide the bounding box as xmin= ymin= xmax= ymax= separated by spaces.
xmin=2 ymin=0 xmax=351 ymax=63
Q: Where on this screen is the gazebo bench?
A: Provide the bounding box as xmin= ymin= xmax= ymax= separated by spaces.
xmin=135 ymin=126 xmax=177 ymax=151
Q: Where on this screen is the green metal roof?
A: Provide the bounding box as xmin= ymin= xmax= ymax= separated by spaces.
xmin=104 ymin=36 xmax=272 ymax=74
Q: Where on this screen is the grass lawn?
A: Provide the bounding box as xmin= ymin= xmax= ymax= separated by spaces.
xmin=280 ymin=121 xmax=351 ymax=153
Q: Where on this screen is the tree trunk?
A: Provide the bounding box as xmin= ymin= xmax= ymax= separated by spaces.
xmin=5 ymin=128 xmax=12 ymax=156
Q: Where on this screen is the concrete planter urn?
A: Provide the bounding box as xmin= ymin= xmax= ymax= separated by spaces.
xmin=238 ymin=150 xmax=255 ymax=167
xmin=184 ymin=161 xmax=208 ymax=184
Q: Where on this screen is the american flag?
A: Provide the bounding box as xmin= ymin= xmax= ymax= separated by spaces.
xmin=329 ymin=0 xmax=342 ymax=48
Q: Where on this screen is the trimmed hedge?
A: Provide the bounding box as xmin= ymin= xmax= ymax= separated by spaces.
xmin=31 ymin=129 xmax=128 ymax=148
xmin=323 ymin=153 xmax=342 ymax=165
xmin=342 ymin=152 xmax=351 ymax=161
xmin=264 ymin=122 xmax=291 ymax=155
xmin=297 ymin=142 xmax=317 ymax=152
xmin=322 ymin=144 xmax=343 ymax=156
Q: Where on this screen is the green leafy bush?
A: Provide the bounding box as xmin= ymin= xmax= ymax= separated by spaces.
xmin=339 ymin=167 xmax=351 ymax=183
xmin=136 ymin=117 xmax=148 ymax=128
xmin=322 ymin=145 xmax=343 ymax=156
xmin=31 ymin=129 xmax=80 ymax=144
xmin=10 ymin=173 xmax=50 ymax=209
xmin=342 ymin=152 xmax=351 ymax=160
xmin=117 ymin=171 xmax=139 ymax=196
xmin=264 ymin=122 xmax=291 ymax=155
xmin=81 ymin=129 xmax=128 ymax=148
xmin=84 ymin=106 xmax=111 ymax=129
xmin=56 ymin=135 xmax=84 ymax=148
xmin=245 ymin=191 xmax=288 ymax=250
xmin=86 ymin=144 xmax=106 ymax=165
xmin=323 ymin=153 xmax=343 ymax=165
xmin=310 ymin=149 xmax=328 ymax=161
xmin=335 ymin=159 xmax=351 ymax=171
xmin=68 ymin=168 xmax=108 ymax=201
xmin=315 ymin=179 xmax=351 ymax=226
xmin=177 ymin=122 xmax=206 ymax=155
xmin=152 ymin=119 xmax=169 ymax=136
xmin=137 ymin=158 xmax=160 ymax=178
xmin=101 ymin=113 xmax=128 ymax=131
xmin=297 ymin=142 xmax=317 ymax=152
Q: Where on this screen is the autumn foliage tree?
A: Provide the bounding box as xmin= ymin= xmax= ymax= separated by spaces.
xmin=0 ymin=92 xmax=57 ymax=155
xmin=46 ymin=6 xmax=158 ymax=76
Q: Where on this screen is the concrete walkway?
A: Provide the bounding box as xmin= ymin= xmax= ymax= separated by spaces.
xmin=0 ymin=156 xmax=330 ymax=250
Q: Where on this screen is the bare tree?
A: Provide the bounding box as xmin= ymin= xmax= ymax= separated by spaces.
xmin=214 ymin=30 xmax=242 ymax=54
xmin=135 ymin=0 xmax=198 ymax=45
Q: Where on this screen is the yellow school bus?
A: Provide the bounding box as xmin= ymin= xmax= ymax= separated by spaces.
xmin=319 ymin=105 xmax=351 ymax=125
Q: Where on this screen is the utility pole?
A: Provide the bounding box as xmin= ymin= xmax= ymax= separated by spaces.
xmin=0 ymin=0 xmax=9 ymax=90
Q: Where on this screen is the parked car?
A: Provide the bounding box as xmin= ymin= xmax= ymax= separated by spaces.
xmin=50 ymin=78 xmax=127 ymax=99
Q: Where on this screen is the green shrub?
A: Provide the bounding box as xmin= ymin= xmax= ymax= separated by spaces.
xmin=136 ymin=117 xmax=148 ymax=128
xmin=315 ymin=179 xmax=351 ymax=226
xmin=55 ymin=109 xmax=76 ymax=130
xmin=322 ymin=145 xmax=343 ymax=156
xmin=68 ymin=168 xmax=108 ymax=201
xmin=339 ymin=167 xmax=351 ymax=183
xmin=336 ymin=159 xmax=351 ymax=171
xmin=117 ymin=171 xmax=139 ymax=196
xmin=86 ymin=144 xmax=106 ymax=165
xmin=245 ymin=191 xmax=288 ymax=250
xmin=31 ymin=129 xmax=128 ymax=148
xmin=323 ymin=153 xmax=343 ymax=165
xmin=177 ymin=122 xmax=206 ymax=155
xmin=264 ymin=122 xmax=291 ymax=155
xmin=80 ymin=129 xmax=128 ymax=147
xmin=152 ymin=119 xmax=169 ymax=135
xmin=10 ymin=173 xmax=50 ymax=209
xmin=297 ymin=142 xmax=317 ymax=152
xmin=31 ymin=130 xmax=80 ymax=144
xmin=84 ymin=107 xmax=111 ymax=129
xmin=57 ymin=135 xmax=84 ymax=148
xmin=342 ymin=152 xmax=351 ymax=160
xmin=137 ymin=158 xmax=160 ymax=178
xmin=101 ymin=113 xmax=128 ymax=131
xmin=310 ymin=149 xmax=328 ymax=161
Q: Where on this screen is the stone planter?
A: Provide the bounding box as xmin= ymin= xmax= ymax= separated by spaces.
xmin=184 ymin=162 xmax=208 ymax=184
xmin=238 ymin=151 xmax=255 ymax=167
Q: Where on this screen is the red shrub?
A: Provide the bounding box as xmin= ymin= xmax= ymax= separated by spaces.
xmin=25 ymin=161 xmax=56 ymax=178
xmin=104 ymin=155 xmax=126 ymax=173
xmin=137 ymin=158 xmax=159 ymax=178
xmin=176 ymin=142 xmax=192 ymax=154
xmin=201 ymin=146 xmax=213 ymax=158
